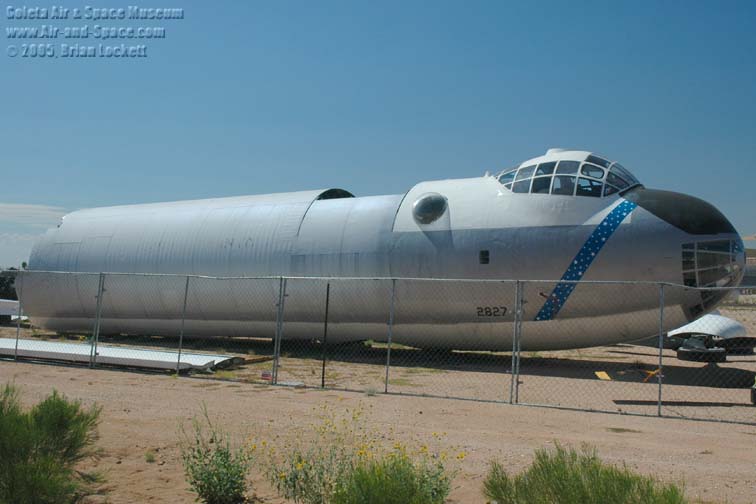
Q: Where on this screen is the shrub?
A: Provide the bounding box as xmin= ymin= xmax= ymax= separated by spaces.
xmin=333 ymin=450 xmax=451 ymax=504
xmin=261 ymin=422 xmax=357 ymax=503
xmin=179 ymin=406 xmax=252 ymax=504
xmin=0 ymin=383 xmax=102 ymax=504
xmin=258 ymin=404 xmax=456 ymax=504
xmin=145 ymin=450 xmax=156 ymax=464
xmin=483 ymin=444 xmax=687 ymax=504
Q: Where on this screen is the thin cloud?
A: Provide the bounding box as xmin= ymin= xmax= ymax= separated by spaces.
xmin=0 ymin=203 xmax=68 ymax=227
xmin=0 ymin=232 xmax=38 ymax=243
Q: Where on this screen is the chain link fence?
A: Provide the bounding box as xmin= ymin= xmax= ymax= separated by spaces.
xmin=1 ymin=270 xmax=754 ymax=424
xmin=515 ymin=280 xmax=666 ymax=417
xmin=658 ymin=284 xmax=756 ymax=423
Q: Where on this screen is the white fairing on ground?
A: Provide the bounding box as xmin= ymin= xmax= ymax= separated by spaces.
xmin=668 ymin=312 xmax=748 ymax=340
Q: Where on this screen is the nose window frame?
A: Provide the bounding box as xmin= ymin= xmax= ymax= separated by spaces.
xmin=497 ymin=154 xmax=642 ymax=198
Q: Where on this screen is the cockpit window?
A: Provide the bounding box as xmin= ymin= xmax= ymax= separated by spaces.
xmin=585 ymin=154 xmax=610 ymax=168
xmin=603 ymin=184 xmax=619 ymax=196
xmin=498 ymin=155 xmax=641 ymax=198
xmin=498 ymin=169 xmax=516 ymax=186
xmin=556 ymin=160 xmax=579 ymax=174
xmin=609 ymin=163 xmax=639 ymax=186
xmin=580 ymin=164 xmax=605 ymax=179
xmin=576 ymin=177 xmax=602 ymax=197
xmin=512 ymin=179 xmax=531 ymax=193
xmin=551 ymin=175 xmax=575 ymax=195
xmin=516 ymin=165 xmax=536 ymax=180
xmin=606 ymin=170 xmax=629 ymax=189
xmin=535 ymin=162 xmax=556 ymax=176
xmin=531 ymin=176 xmax=552 ymax=194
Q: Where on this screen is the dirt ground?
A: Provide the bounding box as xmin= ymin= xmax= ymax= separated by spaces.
xmin=1 ymin=298 xmax=754 ymax=502
xmin=2 ymin=359 xmax=756 ymax=504
xmin=3 ymin=304 xmax=756 ymax=425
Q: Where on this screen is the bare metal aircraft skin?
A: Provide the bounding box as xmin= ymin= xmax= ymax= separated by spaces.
xmin=21 ymin=149 xmax=745 ymax=352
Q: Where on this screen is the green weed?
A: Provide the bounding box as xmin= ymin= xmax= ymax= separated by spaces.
xmin=388 ymin=377 xmax=416 ymax=387
xmin=257 ymin=404 xmax=457 ymax=504
xmin=483 ymin=444 xmax=687 ymax=504
xmin=333 ymin=450 xmax=451 ymax=504
xmin=179 ymin=405 xmax=252 ymax=504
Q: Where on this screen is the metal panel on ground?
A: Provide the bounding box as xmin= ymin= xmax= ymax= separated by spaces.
xmin=0 ymin=337 xmax=240 ymax=371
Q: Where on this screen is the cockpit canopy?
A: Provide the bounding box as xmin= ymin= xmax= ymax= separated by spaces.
xmin=498 ymin=151 xmax=641 ymax=198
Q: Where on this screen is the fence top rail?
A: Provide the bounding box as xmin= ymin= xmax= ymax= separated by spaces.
xmin=2 ymin=269 xmax=754 ymax=292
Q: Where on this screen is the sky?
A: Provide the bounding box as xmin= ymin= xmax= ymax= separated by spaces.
xmin=1 ymin=0 xmax=754 ymax=267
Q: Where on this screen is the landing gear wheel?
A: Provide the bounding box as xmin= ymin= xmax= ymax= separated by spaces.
xmin=676 ymin=346 xmax=727 ymax=363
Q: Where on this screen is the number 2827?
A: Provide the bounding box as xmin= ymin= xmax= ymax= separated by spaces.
xmin=476 ymin=306 xmax=508 ymax=317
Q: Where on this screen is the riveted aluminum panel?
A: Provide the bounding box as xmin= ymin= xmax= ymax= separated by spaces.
xmin=24 ymin=190 xmax=350 ymax=326
xmin=292 ymin=195 xmax=402 ymax=277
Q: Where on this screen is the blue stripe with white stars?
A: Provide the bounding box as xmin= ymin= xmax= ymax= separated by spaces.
xmin=534 ymin=199 xmax=638 ymax=321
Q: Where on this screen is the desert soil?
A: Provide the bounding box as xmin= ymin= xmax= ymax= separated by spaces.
xmin=2 ymin=359 xmax=756 ymax=504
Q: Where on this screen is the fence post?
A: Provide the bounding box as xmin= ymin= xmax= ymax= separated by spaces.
xmin=320 ymin=282 xmax=331 ymax=389
xmin=272 ymin=277 xmax=287 ymax=385
xmin=384 ymin=279 xmax=397 ymax=394
xmin=89 ymin=273 xmax=105 ymax=368
xmin=509 ymin=281 xmax=521 ymax=404
xmin=13 ymin=271 xmax=24 ymax=361
xmin=176 ymin=275 xmax=191 ymax=374
xmin=514 ymin=280 xmax=524 ymax=404
xmin=657 ymin=283 xmax=665 ymax=417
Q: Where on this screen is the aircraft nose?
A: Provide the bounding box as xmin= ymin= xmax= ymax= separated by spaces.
xmin=624 ymin=187 xmax=745 ymax=317
xmin=623 ymin=187 xmax=737 ymax=236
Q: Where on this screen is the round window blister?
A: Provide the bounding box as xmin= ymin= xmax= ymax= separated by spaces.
xmin=412 ymin=193 xmax=448 ymax=224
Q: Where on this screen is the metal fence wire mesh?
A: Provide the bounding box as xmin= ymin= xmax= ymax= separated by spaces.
xmin=7 ymin=271 xmax=102 ymax=366
xmin=96 ymin=273 xmax=187 ymax=369
xmin=660 ymin=285 xmax=756 ymax=423
xmin=275 ymin=278 xmax=394 ymax=392
xmin=387 ymin=279 xmax=516 ymax=402
xmin=182 ymin=276 xmax=281 ymax=383
xmin=1 ymin=270 xmax=755 ymax=425
xmin=515 ymin=280 xmax=665 ymax=416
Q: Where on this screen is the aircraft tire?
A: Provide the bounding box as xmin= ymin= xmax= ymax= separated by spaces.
xmin=676 ymin=346 xmax=727 ymax=363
